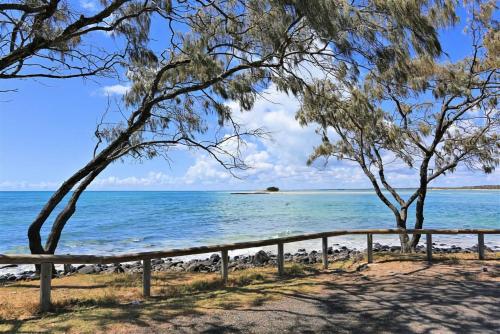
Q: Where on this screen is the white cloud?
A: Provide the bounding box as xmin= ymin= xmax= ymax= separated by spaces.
xmin=0 ymin=180 xmax=59 ymax=190
xmin=101 ymin=84 xmax=130 ymax=96
xmin=92 ymin=172 xmax=176 ymax=188
xmin=4 ymin=84 xmax=498 ymax=191
xmin=176 ymin=83 xmax=500 ymax=190
xmin=176 ymin=84 xmax=370 ymax=189
xmin=80 ymin=0 xmax=97 ymax=11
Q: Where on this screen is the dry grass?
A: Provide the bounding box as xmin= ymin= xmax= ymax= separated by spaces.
xmin=0 ymin=252 xmax=498 ymax=333
xmin=0 ymin=262 xmax=332 ymax=333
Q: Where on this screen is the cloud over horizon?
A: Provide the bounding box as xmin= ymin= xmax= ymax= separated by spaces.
xmin=1 ymin=85 xmax=498 ymax=191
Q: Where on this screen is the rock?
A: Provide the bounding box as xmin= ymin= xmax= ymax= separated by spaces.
xmin=327 ymin=247 xmax=333 ymax=255
xmin=298 ymin=248 xmax=306 ymax=253
xmin=186 ymin=263 xmax=203 ymax=272
xmin=105 ymin=265 xmax=124 ymax=274
xmin=170 ymin=266 xmax=185 ymax=272
xmin=253 ymin=250 xmax=270 ymax=264
xmin=334 ymin=254 xmax=349 ymax=261
xmin=482 ymin=267 xmax=488 ymax=272
xmin=63 ymin=264 xmax=74 ymax=274
xmin=152 ymin=259 xmax=163 ymax=265
xmin=210 ymin=253 xmax=221 ymax=264
xmin=77 ymin=265 xmax=96 ymax=274
xmin=299 ymin=257 xmax=310 ymax=264
xmin=306 ymin=255 xmax=315 ymax=264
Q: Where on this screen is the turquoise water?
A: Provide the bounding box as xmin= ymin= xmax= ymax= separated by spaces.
xmin=0 ymin=190 xmax=499 ymax=255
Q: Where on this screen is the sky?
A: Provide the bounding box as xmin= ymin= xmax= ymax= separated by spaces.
xmin=0 ymin=1 xmax=498 ymax=191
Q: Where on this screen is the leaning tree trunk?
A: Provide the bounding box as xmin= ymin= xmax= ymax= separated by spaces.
xmin=27 ymin=104 xmax=151 ymax=258
xmin=28 ymin=163 xmax=108 ymax=273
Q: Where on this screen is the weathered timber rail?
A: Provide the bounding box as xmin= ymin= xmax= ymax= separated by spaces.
xmin=0 ymin=228 xmax=498 ymax=312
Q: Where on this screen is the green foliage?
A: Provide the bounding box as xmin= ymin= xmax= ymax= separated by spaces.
xmin=298 ymin=0 xmax=499 ymax=236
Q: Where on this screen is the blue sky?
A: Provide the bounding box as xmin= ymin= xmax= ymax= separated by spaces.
xmin=0 ymin=2 xmax=498 ymax=191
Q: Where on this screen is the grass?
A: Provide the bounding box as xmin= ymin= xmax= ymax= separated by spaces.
xmin=0 ymin=262 xmax=331 ymax=333
xmin=0 ymin=251 xmax=498 ymax=333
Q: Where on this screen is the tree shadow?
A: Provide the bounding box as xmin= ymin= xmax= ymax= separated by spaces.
xmin=1 ymin=262 xmax=498 ymax=333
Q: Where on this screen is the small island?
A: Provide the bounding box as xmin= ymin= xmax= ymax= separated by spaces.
xmin=231 ymin=186 xmax=280 ymax=195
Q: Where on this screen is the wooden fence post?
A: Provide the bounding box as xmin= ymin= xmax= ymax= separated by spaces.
xmin=367 ymin=233 xmax=373 ymax=264
xmin=40 ymin=262 xmax=52 ymax=312
xmin=142 ymin=258 xmax=151 ymax=297
xmin=478 ymin=233 xmax=485 ymax=260
xmin=277 ymin=243 xmax=284 ymax=276
xmin=426 ymin=234 xmax=432 ymax=263
xmin=221 ymin=249 xmax=228 ymax=285
xmin=322 ymin=237 xmax=328 ymax=269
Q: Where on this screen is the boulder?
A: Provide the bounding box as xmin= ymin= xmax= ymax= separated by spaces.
xmin=253 ymin=250 xmax=270 ymax=264
xmin=77 ymin=265 xmax=96 ymax=274
xmin=105 ymin=265 xmax=124 ymax=274
xmin=186 ymin=263 xmax=204 ymax=272
xmin=390 ymin=246 xmax=401 ymax=252
xmin=210 ymin=253 xmax=221 ymax=264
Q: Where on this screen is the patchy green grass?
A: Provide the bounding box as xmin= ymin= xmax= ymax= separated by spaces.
xmin=0 ymin=263 xmax=335 ymax=333
xmin=0 ymin=252 xmax=498 ymax=333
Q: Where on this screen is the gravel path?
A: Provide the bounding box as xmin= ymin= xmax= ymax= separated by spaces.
xmin=138 ymin=261 xmax=500 ymax=334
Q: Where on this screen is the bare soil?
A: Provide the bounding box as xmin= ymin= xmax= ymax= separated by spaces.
xmin=1 ymin=256 xmax=499 ymax=333
xmin=150 ymin=260 xmax=500 ymax=334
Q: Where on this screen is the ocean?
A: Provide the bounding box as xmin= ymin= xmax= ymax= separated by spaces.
xmin=1 ymin=190 xmax=499 ymax=258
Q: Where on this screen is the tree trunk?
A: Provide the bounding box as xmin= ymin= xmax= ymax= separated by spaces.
xmin=410 ymin=189 xmax=427 ymax=249
xmin=27 ymin=108 xmax=149 ymax=256
xmin=410 ymin=160 xmax=430 ymax=250
xmin=396 ymin=208 xmax=412 ymax=253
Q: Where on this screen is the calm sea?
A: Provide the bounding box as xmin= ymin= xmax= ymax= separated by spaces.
xmin=0 ymin=190 xmax=499 ymax=257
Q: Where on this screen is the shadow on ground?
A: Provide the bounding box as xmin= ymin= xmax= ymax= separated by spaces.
xmin=1 ymin=261 xmax=499 ymax=333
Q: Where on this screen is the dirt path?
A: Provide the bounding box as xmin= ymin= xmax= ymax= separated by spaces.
xmin=2 ymin=260 xmax=499 ymax=333
xmin=147 ymin=261 xmax=500 ymax=334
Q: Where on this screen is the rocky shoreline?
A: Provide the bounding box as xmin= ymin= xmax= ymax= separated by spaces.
xmin=0 ymin=243 xmax=496 ymax=283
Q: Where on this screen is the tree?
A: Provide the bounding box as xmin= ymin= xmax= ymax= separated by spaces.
xmin=297 ymin=0 xmax=499 ymax=252
xmin=0 ymin=0 xmax=160 ymax=80
xmin=1 ymin=0 xmax=453 ymax=257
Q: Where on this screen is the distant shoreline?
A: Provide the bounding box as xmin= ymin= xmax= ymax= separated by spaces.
xmin=429 ymin=185 xmax=500 ymax=190
xmin=1 ymin=185 xmax=499 ymax=192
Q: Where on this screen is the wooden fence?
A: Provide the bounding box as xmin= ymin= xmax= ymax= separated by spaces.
xmin=0 ymin=228 xmax=498 ymax=312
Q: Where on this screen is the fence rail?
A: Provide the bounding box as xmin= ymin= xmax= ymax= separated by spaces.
xmin=1 ymin=228 xmax=498 ymax=312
